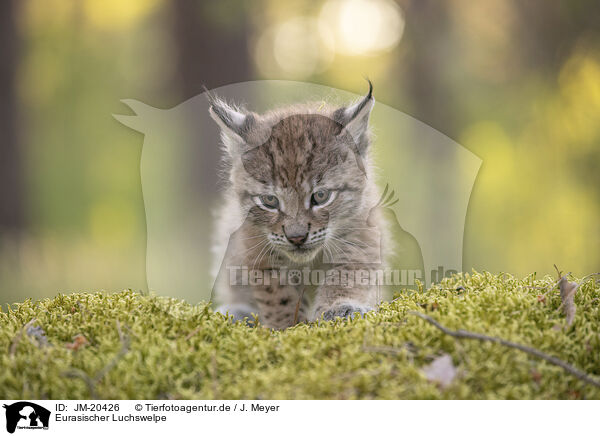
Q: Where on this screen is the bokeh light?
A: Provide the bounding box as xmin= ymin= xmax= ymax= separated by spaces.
xmin=319 ymin=0 xmax=405 ymax=56
xmin=255 ymin=17 xmax=334 ymax=78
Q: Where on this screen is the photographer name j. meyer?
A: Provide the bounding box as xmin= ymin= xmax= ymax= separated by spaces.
xmin=57 ymin=402 xmax=280 ymax=415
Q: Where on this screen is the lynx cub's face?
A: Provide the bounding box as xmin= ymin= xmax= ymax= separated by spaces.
xmin=210 ymin=84 xmax=375 ymax=264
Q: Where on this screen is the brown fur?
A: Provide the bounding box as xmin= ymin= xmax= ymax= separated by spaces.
xmin=210 ymin=87 xmax=385 ymax=329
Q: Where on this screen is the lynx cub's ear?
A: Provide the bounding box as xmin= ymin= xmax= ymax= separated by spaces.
xmin=333 ymin=80 xmax=375 ymax=153
xmin=208 ymin=95 xmax=255 ymax=156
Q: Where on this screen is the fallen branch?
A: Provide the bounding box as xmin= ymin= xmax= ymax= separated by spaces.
xmin=94 ymin=320 xmax=130 ymax=382
xmin=409 ymin=311 xmax=600 ymax=388
xmin=63 ymin=320 xmax=131 ymax=398
xmin=61 ymin=368 xmax=97 ymax=398
xmin=540 ymin=278 xmax=561 ymax=298
xmin=362 ymin=345 xmax=406 ymax=355
xmin=579 ymin=272 xmax=600 ymax=286
xmin=184 ymin=326 xmax=201 ymax=341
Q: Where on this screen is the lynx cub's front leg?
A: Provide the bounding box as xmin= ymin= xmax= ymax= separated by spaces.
xmin=312 ymin=223 xmax=382 ymax=321
xmin=312 ymin=266 xmax=378 ymax=321
xmin=254 ymin=281 xmax=309 ymax=329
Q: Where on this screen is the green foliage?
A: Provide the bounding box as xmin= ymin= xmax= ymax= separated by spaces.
xmin=1 ymin=272 xmax=599 ymax=399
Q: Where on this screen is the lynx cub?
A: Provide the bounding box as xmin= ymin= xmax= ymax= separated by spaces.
xmin=210 ymin=83 xmax=385 ymax=329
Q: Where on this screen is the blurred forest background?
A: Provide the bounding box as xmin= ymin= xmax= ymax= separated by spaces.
xmin=0 ymin=0 xmax=598 ymax=305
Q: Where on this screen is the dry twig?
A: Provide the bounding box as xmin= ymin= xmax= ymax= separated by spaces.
xmin=578 ymin=272 xmax=600 ymax=288
xmin=409 ymin=311 xmax=600 ymax=388
xmin=63 ymin=320 xmax=131 ymax=398
xmin=185 ymin=326 xmax=201 ymax=341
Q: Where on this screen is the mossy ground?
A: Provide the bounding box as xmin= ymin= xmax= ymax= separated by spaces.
xmin=1 ymin=272 xmax=599 ymax=399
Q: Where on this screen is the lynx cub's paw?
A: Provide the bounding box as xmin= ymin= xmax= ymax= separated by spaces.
xmin=322 ymin=304 xmax=371 ymax=321
xmin=216 ymin=304 xmax=257 ymax=325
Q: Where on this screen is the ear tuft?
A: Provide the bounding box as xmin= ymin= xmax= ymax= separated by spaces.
xmin=334 ymin=80 xmax=375 ymax=152
xmin=207 ymin=93 xmax=254 ymax=143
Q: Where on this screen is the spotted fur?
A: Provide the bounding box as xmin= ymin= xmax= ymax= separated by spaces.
xmin=210 ymin=84 xmax=386 ymax=329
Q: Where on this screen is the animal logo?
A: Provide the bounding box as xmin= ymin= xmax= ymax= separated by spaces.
xmin=3 ymin=402 xmax=50 ymax=434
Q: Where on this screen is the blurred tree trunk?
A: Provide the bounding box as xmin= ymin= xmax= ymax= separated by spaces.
xmin=403 ymin=0 xmax=455 ymax=139
xmin=171 ymin=0 xmax=251 ymax=97
xmin=0 ymin=0 xmax=23 ymax=234
xmin=170 ymin=0 xmax=252 ymax=194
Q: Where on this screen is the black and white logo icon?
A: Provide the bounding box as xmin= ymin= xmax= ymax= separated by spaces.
xmin=3 ymin=402 xmax=50 ymax=434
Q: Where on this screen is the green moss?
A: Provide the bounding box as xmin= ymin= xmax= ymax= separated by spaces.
xmin=1 ymin=272 xmax=599 ymax=399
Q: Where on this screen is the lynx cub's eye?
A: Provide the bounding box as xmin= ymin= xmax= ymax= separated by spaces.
xmin=311 ymin=189 xmax=331 ymax=206
xmin=259 ymin=194 xmax=280 ymax=210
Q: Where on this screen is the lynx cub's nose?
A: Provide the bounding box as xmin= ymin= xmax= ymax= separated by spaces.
xmin=283 ymin=225 xmax=309 ymax=246
xmin=286 ymin=233 xmax=308 ymax=246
